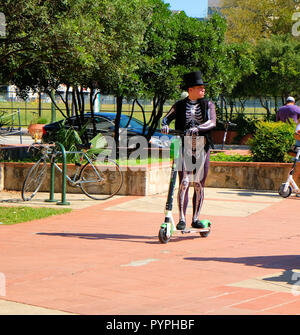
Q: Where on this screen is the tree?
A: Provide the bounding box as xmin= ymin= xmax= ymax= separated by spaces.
xmin=1 ymin=0 xmax=152 ymax=143
xmin=135 ymin=0 xmax=183 ymax=140
xmin=221 ymin=0 xmax=300 ymax=44
xmin=218 ymin=42 xmax=256 ymax=120
xmin=138 ymin=11 xmax=237 ymax=138
xmin=236 ymin=34 xmax=300 ymax=117
xmin=91 ymin=0 xmax=152 ymax=147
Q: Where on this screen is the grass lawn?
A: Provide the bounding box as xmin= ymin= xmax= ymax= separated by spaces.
xmin=0 ymin=100 xmax=173 ymax=126
xmin=0 ymin=206 xmax=72 ymax=225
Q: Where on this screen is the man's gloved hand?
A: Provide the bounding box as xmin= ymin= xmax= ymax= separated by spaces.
xmin=161 ymin=125 xmax=170 ymax=134
xmin=187 ymin=127 xmax=199 ymax=135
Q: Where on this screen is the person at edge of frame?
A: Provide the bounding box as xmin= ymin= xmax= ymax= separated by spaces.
xmin=276 ymin=96 xmax=300 ymax=124
xmin=288 ymin=117 xmax=300 ymax=197
xmin=161 ymin=71 xmax=216 ymax=230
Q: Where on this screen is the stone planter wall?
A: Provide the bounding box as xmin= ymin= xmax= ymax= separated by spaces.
xmin=2 ymin=162 xmax=173 ymax=196
xmin=207 ymin=161 xmax=296 ymax=191
xmin=1 ymin=160 xmax=297 ymax=195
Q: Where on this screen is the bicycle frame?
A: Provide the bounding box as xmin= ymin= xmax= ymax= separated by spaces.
xmin=52 ymin=149 xmax=104 ymax=187
xmin=30 ymin=144 xmax=104 ymax=187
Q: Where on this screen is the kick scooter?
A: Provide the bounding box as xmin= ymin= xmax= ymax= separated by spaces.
xmin=278 ymin=146 xmax=300 ymax=198
xmin=158 ymin=132 xmax=212 ymax=244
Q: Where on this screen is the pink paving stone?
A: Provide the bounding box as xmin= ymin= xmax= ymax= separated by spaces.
xmin=0 ymin=190 xmax=300 ymax=314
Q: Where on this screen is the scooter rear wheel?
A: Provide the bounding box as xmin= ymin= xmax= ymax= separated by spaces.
xmin=158 ymin=227 xmax=170 ymax=244
xmin=278 ymin=183 xmax=292 ymax=198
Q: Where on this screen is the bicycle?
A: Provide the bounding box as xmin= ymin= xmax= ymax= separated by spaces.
xmin=21 ymin=142 xmax=123 ymax=201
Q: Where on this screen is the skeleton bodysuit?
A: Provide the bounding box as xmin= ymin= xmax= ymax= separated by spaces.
xmin=162 ymin=98 xmax=216 ymax=224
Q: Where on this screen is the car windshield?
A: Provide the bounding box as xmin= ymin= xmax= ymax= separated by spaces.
xmin=119 ymin=115 xmax=145 ymax=129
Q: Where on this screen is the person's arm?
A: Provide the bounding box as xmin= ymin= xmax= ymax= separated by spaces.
xmin=161 ymin=104 xmax=177 ymax=133
xmin=196 ymin=101 xmax=216 ymax=132
xmin=161 ymin=105 xmax=177 ymax=126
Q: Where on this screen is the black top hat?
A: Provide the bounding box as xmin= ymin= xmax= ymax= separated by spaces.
xmin=183 ymin=71 xmax=207 ymax=88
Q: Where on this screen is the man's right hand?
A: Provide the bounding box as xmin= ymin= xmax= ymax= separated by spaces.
xmin=161 ymin=125 xmax=169 ymax=134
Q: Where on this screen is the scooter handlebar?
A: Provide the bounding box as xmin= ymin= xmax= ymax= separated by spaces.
xmin=168 ymin=130 xmax=185 ymax=136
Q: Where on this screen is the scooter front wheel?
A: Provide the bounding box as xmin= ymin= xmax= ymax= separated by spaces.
xmin=278 ymin=183 xmax=292 ymax=198
xmin=200 ymin=230 xmax=211 ymax=238
xmin=158 ymin=227 xmax=170 ymax=244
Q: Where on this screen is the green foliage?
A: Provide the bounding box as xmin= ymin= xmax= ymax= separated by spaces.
xmin=230 ymin=34 xmax=300 ymax=108
xmin=49 ymin=120 xmax=84 ymax=163
xmin=0 ymin=111 xmax=12 ymax=128
xmin=44 ymin=121 xmax=109 ymax=163
xmin=250 ymin=34 xmax=300 ymax=102
xmin=221 ymin=0 xmax=299 ymax=44
xmin=248 ymin=121 xmax=295 ymax=162
xmin=210 ymin=152 xmax=253 ymax=162
xmin=231 ymin=113 xmax=257 ymax=143
xmin=52 ymin=120 xmax=83 ymax=151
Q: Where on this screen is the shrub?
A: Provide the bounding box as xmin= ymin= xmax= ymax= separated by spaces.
xmin=248 ymin=121 xmax=295 ymax=162
xmin=231 ymin=113 xmax=257 ymax=143
xmin=210 ymin=152 xmax=253 ymax=162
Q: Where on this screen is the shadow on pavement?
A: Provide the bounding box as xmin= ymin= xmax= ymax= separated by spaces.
xmin=184 ymin=255 xmax=300 ymax=271
xmin=217 ymin=190 xmax=280 ymax=198
xmin=36 ymin=232 xmax=159 ymax=244
xmin=36 ymin=231 xmax=205 ymax=244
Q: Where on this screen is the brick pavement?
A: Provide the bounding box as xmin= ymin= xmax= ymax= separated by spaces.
xmin=0 ymin=187 xmax=300 ymax=315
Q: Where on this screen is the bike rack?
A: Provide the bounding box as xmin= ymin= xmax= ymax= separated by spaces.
xmin=45 ymin=142 xmax=70 ymax=206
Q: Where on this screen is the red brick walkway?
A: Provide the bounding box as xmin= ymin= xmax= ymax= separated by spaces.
xmin=0 ymin=189 xmax=300 ymax=315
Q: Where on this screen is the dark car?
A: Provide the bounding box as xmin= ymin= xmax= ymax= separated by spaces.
xmin=42 ymin=112 xmax=172 ymax=148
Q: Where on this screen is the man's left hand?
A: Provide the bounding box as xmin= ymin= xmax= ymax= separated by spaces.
xmin=187 ymin=127 xmax=199 ymax=135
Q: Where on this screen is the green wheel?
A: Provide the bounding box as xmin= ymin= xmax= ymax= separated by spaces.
xmin=158 ymin=227 xmax=170 ymax=244
xmin=199 ymin=219 xmax=211 ymax=238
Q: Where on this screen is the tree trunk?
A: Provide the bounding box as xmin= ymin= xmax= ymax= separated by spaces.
xmin=114 ymin=96 xmax=123 ymax=155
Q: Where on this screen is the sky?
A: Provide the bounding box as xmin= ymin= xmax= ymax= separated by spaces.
xmin=164 ymin=0 xmax=208 ymax=18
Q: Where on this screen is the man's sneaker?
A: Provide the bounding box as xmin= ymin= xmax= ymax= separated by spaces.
xmin=176 ymin=220 xmax=186 ymax=230
xmin=192 ymin=220 xmax=205 ymax=229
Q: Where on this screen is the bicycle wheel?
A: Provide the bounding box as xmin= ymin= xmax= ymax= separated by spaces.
xmin=79 ymin=158 xmax=123 ymax=200
xmin=21 ymin=159 xmax=47 ymax=201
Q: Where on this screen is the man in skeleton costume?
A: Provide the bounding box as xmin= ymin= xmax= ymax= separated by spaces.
xmin=161 ymin=71 xmax=216 ymax=230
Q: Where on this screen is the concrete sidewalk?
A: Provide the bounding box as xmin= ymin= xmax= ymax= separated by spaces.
xmin=0 ymin=187 xmax=300 ymax=315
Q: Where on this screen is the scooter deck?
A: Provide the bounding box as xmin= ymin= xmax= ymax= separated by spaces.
xmin=173 ymin=227 xmax=210 ymax=234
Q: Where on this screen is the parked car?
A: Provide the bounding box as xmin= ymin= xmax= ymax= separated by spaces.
xmin=42 ymin=112 xmax=172 ymax=148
